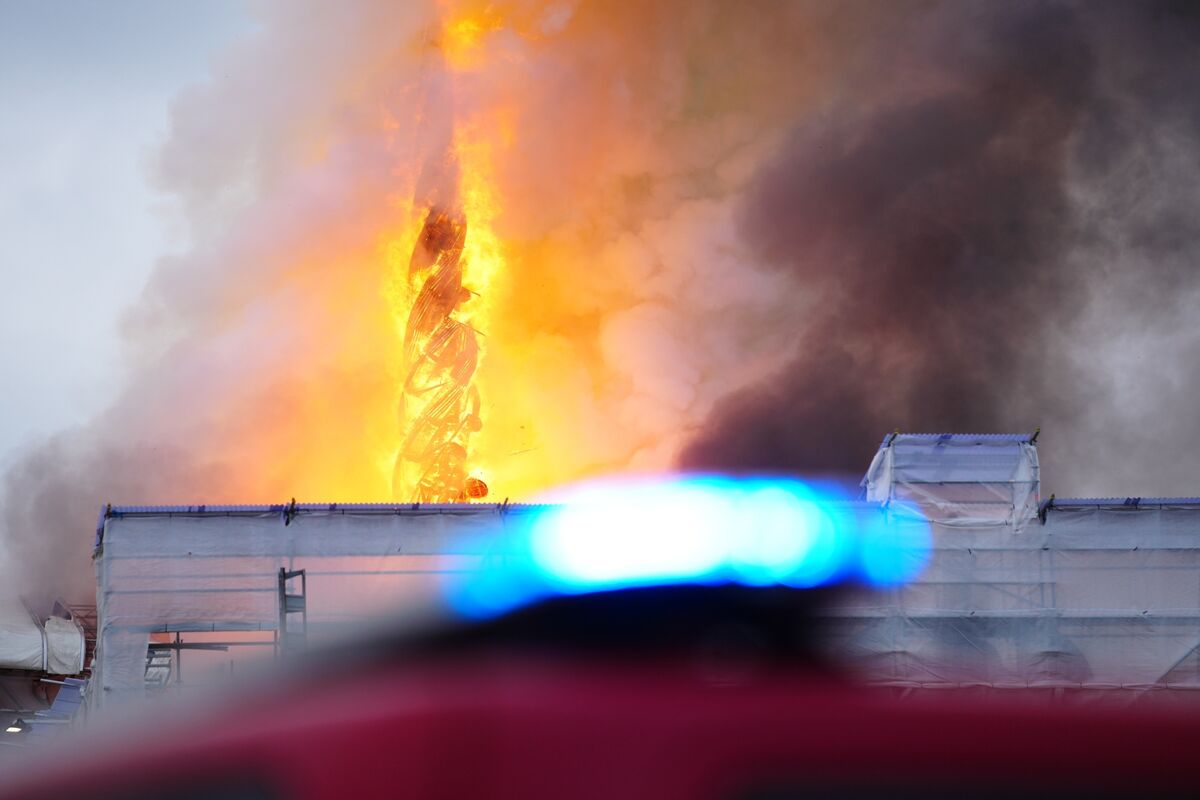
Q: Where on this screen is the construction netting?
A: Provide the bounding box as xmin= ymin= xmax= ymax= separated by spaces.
xmin=862 ymin=433 xmax=1041 ymax=527
xmin=92 ymin=504 xmax=538 ymax=708
xmin=92 ymin=434 xmax=1200 ymax=707
xmin=828 ymin=500 xmax=1200 ymax=691
xmin=841 ymin=433 xmax=1200 ymax=692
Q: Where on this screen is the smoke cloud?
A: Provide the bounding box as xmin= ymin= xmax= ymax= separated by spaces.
xmin=3 ymin=1 xmax=1200 ymax=602
xmin=681 ymin=1 xmax=1200 ymax=494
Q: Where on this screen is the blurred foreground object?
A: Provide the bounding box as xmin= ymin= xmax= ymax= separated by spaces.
xmin=3 ymin=584 xmax=1200 ymax=799
xmin=445 ymin=476 xmax=929 ymax=619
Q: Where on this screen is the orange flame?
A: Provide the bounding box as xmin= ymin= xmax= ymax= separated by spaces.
xmin=385 ymin=5 xmax=514 ymax=502
xmin=439 ymin=4 xmax=506 ymax=70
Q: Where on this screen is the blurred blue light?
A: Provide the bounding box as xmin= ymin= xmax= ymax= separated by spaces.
xmin=856 ymin=501 xmax=932 ymax=586
xmin=445 ymin=476 xmax=931 ymax=619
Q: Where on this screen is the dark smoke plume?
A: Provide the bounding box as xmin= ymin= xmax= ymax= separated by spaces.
xmin=681 ymin=1 xmax=1200 ymax=494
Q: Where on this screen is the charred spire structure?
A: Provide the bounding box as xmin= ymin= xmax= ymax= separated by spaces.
xmin=394 ymin=207 xmax=487 ymax=503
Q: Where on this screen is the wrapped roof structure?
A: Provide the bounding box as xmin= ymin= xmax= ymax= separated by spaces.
xmin=0 ymin=597 xmax=85 ymax=675
xmin=92 ymin=503 xmax=541 ymax=708
xmin=834 ymin=434 xmax=1200 ymax=693
xmin=91 ymin=434 xmax=1200 ymax=707
xmin=861 ymin=432 xmax=1041 ymax=527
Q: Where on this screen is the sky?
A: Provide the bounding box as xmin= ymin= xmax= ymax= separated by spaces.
xmin=0 ymin=0 xmax=255 ymax=470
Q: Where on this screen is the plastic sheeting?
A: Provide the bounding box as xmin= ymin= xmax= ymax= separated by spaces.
xmin=0 ymin=598 xmax=44 ymax=671
xmin=44 ymin=617 xmax=85 ymax=675
xmin=833 ymin=435 xmax=1200 ymax=691
xmin=826 ymin=502 xmax=1200 ymax=689
xmin=93 ymin=438 xmax=1200 ymax=704
xmin=25 ymin=677 xmax=86 ymax=747
xmin=93 ymin=504 xmax=540 ymax=708
xmin=0 ymin=600 xmax=85 ymax=673
xmin=862 ymin=433 xmax=1040 ymax=527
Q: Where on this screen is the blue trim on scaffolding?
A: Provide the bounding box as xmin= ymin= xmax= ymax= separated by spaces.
xmin=1049 ymin=497 xmax=1200 ymax=508
xmin=878 ymin=432 xmax=1037 ymax=445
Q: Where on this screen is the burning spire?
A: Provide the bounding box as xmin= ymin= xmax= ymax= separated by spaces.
xmin=393 ymin=205 xmax=488 ymax=502
xmin=389 ymin=7 xmax=507 ymax=504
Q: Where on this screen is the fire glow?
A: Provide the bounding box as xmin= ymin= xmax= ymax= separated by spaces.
xmin=387 ymin=8 xmax=511 ymax=503
xmin=177 ymin=1 xmax=808 ymax=507
xmin=378 ymin=1 xmax=762 ymax=504
xmin=9 ymin=0 xmax=821 ymax=577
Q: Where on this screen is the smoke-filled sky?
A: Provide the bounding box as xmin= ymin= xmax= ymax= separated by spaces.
xmin=2 ymin=0 xmax=1200 ymax=601
xmin=0 ymin=1 xmax=254 ymax=468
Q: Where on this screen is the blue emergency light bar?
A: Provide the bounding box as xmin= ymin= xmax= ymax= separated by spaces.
xmin=446 ymin=476 xmax=931 ymax=620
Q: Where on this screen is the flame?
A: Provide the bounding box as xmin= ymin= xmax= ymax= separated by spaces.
xmin=3 ymin=0 xmax=884 ymax=601
xmin=137 ymin=2 xmax=762 ymax=507
xmin=439 ymin=4 xmax=506 ymax=70
xmin=234 ymin=1 xmax=761 ymax=508
xmin=386 ymin=5 xmax=514 ymax=502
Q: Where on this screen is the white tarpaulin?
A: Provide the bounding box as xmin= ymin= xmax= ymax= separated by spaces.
xmin=93 ymin=436 xmax=1200 ymax=706
xmin=832 ymin=433 xmax=1200 ymax=692
xmin=0 ymin=598 xmax=43 ymax=671
xmin=93 ymin=503 xmax=539 ymax=707
xmin=44 ymin=616 xmax=85 ymax=675
xmin=825 ymin=500 xmax=1200 ymax=690
xmin=862 ymin=432 xmax=1041 ymax=527
xmin=0 ymin=599 xmax=84 ymax=673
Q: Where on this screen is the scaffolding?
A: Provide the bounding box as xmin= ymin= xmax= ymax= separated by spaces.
xmin=861 ymin=432 xmax=1041 ymax=527
xmin=89 ymin=435 xmax=1200 ymax=707
xmin=91 ymin=503 xmax=536 ymax=709
xmin=834 ymin=433 xmax=1200 ymax=695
